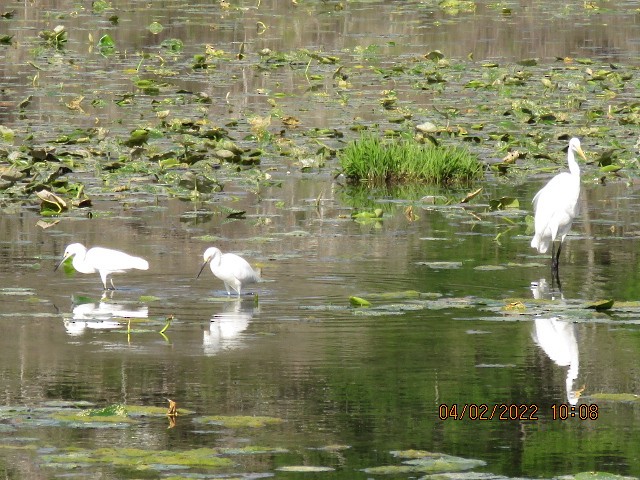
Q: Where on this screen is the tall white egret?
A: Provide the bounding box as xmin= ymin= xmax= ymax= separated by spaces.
xmin=55 ymin=243 xmax=149 ymax=289
xmin=196 ymin=247 xmax=260 ymax=296
xmin=530 ymin=137 xmax=587 ymax=277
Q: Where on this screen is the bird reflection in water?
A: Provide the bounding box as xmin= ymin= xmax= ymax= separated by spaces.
xmin=64 ymin=293 xmax=149 ymax=336
xmin=530 ymin=279 xmax=584 ymax=406
xmin=203 ymin=298 xmax=258 ymax=356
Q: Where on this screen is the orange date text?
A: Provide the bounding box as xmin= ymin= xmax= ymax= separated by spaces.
xmin=438 ymin=403 xmax=539 ymax=421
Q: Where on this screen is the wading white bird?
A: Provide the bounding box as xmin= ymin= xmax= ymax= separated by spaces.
xmin=55 ymin=243 xmax=149 ymax=290
xmin=531 ymin=137 xmax=587 ymax=277
xmin=196 ymin=247 xmax=260 ymax=296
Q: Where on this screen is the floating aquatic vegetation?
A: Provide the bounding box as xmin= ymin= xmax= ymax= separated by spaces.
xmin=351 ymin=208 xmax=384 ymax=225
xmin=160 ymin=38 xmax=184 ymax=53
xmin=488 ymin=196 xmax=519 ymax=211
xmin=219 ymin=446 xmax=289 ymax=455
xmin=35 ymin=189 xmax=67 ymax=214
xmin=588 ymin=393 xmax=640 ymax=402
xmin=97 ymin=34 xmax=115 ymax=56
xmin=42 ymin=446 xmax=233 ymax=471
xmin=91 ymin=0 xmax=112 ymax=13
xmin=193 ymin=415 xmax=284 ymax=428
xmin=557 ymin=473 xmax=639 ymax=480
xmin=338 ymin=133 xmax=483 ymax=186
xmin=349 ymin=296 xmax=371 ymax=307
xmin=0 ymin=288 xmax=36 ymax=296
xmin=438 ymin=0 xmax=476 ymax=15
xmin=38 ymin=25 xmax=67 ymax=49
xmin=363 ymin=451 xmax=485 ymax=474
xmin=586 ymin=299 xmax=615 ymax=311
xmin=276 ymin=465 xmax=335 ymax=472
xmin=148 ymin=21 xmax=164 ymax=34
xmin=418 ymin=261 xmax=463 ymax=269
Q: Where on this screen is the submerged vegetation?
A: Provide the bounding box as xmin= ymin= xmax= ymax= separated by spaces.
xmin=338 ymin=134 xmax=483 ymax=185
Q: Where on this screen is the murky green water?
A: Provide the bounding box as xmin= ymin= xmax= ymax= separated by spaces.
xmin=3 ymin=177 xmax=640 ymax=478
xmin=3 ymin=1 xmax=640 ymax=479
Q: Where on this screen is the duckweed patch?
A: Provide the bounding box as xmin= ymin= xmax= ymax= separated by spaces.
xmin=42 ymin=446 xmax=233 ymax=470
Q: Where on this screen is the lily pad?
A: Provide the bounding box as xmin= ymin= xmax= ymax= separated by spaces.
xmin=364 ymin=453 xmax=486 ymax=475
xmin=350 ymin=296 xmax=371 ymax=307
xmin=148 ymin=21 xmax=164 ymax=34
xmin=417 ymin=261 xmax=463 ymax=269
xmin=586 ymin=299 xmax=614 ymax=311
xmin=36 ymin=189 xmax=67 ymax=213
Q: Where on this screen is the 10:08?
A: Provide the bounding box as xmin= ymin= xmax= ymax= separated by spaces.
xmin=551 ymin=404 xmax=598 ymax=420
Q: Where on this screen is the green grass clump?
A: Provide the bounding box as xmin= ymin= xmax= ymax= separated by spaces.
xmin=338 ymin=134 xmax=483 ymax=186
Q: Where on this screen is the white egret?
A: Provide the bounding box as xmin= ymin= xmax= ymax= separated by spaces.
xmin=196 ymin=247 xmax=260 ymax=296
xmin=530 ymin=137 xmax=587 ymax=277
xmin=55 ymin=243 xmax=149 ymax=289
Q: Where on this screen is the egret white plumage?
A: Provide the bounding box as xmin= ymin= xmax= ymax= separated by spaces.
xmin=196 ymin=247 xmax=260 ymax=296
xmin=530 ymin=137 xmax=586 ymax=276
xmin=55 ymin=243 xmax=149 ymax=289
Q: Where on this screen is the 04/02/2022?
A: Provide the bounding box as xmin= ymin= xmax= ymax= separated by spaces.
xmin=438 ymin=403 xmax=599 ymax=421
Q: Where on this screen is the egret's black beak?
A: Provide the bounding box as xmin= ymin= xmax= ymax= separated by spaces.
xmin=54 ymin=253 xmax=71 ymax=272
xmin=196 ymin=259 xmax=210 ymax=279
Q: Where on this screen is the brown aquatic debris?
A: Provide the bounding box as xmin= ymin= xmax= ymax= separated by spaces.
xmin=167 ymin=399 xmax=178 ymax=417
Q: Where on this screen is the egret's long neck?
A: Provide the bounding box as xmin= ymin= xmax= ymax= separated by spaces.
xmin=73 ymin=251 xmax=95 ymax=274
xmin=568 ymin=150 xmax=581 ymax=177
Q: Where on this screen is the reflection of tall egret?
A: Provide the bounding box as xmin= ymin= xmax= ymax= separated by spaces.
xmin=203 ymin=299 xmax=256 ymax=355
xmin=530 ymin=138 xmax=587 ymax=279
xmin=530 ymin=278 xmax=548 ymax=300
xmin=55 ymin=243 xmax=149 ymax=289
xmin=530 ymin=278 xmax=563 ymax=301
xmin=532 ymin=317 xmax=582 ymax=405
xmin=197 ymin=247 xmax=260 ymax=296
xmin=64 ymin=298 xmax=148 ymax=336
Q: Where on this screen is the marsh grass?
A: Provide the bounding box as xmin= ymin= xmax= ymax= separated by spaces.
xmin=338 ymin=134 xmax=483 ymax=186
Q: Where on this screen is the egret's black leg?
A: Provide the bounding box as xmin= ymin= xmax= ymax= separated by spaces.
xmin=554 ymin=242 xmax=563 ymax=271
xmin=552 ymin=265 xmax=562 ymax=291
xmin=551 ymin=241 xmax=562 ymax=291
